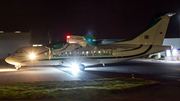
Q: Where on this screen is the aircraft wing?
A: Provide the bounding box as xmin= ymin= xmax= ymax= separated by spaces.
xmin=96 ymin=44 xmax=143 ymax=50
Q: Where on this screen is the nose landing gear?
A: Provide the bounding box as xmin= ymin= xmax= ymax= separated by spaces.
xmin=15 ymin=65 xmax=21 ymax=70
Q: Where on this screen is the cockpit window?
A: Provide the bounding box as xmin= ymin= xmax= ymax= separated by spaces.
xmin=14 ymin=50 xmax=23 ymax=53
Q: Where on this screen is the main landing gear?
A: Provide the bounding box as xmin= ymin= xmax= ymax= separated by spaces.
xmin=15 ymin=65 xmax=21 ymax=70
xmin=79 ymin=64 xmax=85 ymax=71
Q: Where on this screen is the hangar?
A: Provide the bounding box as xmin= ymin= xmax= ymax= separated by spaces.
xmin=0 ymin=31 xmax=31 ymax=59
xmin=157 ymin=38 xmax=180 ymax=61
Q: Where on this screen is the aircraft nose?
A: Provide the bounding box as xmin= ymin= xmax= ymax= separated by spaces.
xmin=5 ymin=56 xmax=13 ymax=64
xmin=5 ymin=56 xmax=10 ymax=63
xmin=5 ymin=55 xmax=19 ymax=66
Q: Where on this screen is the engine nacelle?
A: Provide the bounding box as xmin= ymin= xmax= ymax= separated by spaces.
xmin=66 ymin=35 xmax=87 ymax=47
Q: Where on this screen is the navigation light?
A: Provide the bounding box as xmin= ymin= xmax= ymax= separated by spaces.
xmin=66 ymin=35 xmax=71 ymax=39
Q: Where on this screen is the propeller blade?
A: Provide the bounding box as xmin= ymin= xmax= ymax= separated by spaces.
xmin=49 ymin=48 xmax=51 ymax=60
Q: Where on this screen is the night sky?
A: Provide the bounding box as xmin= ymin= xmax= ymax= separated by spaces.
xmin=0 ymin=0 xmax=180 ymax=43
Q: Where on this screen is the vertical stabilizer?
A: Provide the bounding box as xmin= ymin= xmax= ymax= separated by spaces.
xmin=115 ymin=13 xmax=175 ymax=45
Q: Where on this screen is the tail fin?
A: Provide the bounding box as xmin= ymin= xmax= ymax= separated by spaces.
xmin=115 ymin=13 xmax=175 ymax=45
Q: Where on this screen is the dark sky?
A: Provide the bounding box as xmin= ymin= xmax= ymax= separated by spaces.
xmin=0 ymin=0 xmax=180 ymax=43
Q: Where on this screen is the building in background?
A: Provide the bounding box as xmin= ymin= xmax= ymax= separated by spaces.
xmin=162 ymin=38 xmax=180 ymax=61
xmin=0 ymin=31 xmax=31 ymax=59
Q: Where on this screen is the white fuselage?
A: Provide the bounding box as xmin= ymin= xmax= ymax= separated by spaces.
xmin=5 ymin=43 xmax=170 ymax=67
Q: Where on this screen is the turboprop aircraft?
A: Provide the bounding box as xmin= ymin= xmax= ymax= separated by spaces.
xmin=5 ymin=13 xmax=175 ymax=71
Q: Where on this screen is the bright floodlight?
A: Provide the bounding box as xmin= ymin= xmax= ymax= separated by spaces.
xmin=29 ymin=53 xmax=36 ymax=59
xmin=166 ymin=50 xmax=171 ymax=56
xmin=166 ymin=13 xmax=176 ymax=17
xmin=71 ymin=63 xmax=79 ymax=69
xmin=70 ymin=63 xmax=80 ymax=76
xmin=172 ymin=49 xmax=178 ymax=56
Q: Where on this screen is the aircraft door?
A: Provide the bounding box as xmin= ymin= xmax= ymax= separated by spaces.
xmin=117 ymin=46 xmax=123 ymax=60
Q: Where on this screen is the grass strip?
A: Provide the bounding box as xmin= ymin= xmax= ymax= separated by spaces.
xmin=0 ymin=77 xmax=158 ymax=100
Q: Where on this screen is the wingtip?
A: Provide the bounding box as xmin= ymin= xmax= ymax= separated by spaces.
xmin=166 ymin=13 xmax=176 ymax=17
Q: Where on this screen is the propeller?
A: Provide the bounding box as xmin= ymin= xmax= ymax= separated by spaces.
xmin=49 ymin=47 xmax=51 ymax=60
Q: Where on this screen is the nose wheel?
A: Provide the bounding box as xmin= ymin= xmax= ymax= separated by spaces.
xmin=15 ymin=65 xmax=21 ymax=70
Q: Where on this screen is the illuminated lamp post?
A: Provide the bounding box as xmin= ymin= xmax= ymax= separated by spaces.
xmin=179 ymin=16 xmax=180 ymax=60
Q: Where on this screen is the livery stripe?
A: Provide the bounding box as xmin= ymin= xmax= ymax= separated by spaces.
xmin=21 ymin=45 xmax=152 ymax=63
xmin=122 ymin=45 xmax=152 ymax=58
xmin=117 ymin=44 xmax=143 ymax=52
xmin=36 ymin=45 xmax=152 ymax=61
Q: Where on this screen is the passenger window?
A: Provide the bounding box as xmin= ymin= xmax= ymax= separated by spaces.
xmin=86 ymin=51 xmax=88 ymax=54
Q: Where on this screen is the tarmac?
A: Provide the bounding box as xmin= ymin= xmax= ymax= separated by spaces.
xmin=0 ymin=59 xmax=180 ymax=101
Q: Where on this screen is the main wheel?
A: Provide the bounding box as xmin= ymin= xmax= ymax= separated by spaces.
xmin=16 ymin=67 xmax=21 ymax=70
xmin=79 ymin=64 xmax=85 ymax=71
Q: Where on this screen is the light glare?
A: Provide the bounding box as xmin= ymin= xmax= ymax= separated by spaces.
xmin=33 ymin=45 xmax=38 ymax=47
xmin=15 ymin=31 xmax=21 ymax=33
xmin=70 ymin=63 xmax=80 ymax=76
xmin=33 ymin=44 xmax=42 ymax=47
xmin=172 ymin=49 xmax=178 ymax=56
xmin=0 ymin=31 xmax=4 ymax=33
xmin=0 ymin=69 xmax=17 ymax=72
xmin=166 ymin=50 xmax=171 ymax=56
xmin=67 ymin=35 xmax=71 ymax=39
xmin=71 ymin=63 xmax=78 ymax=69
xmin=29 ymin=53 xmax=36 ymax=59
